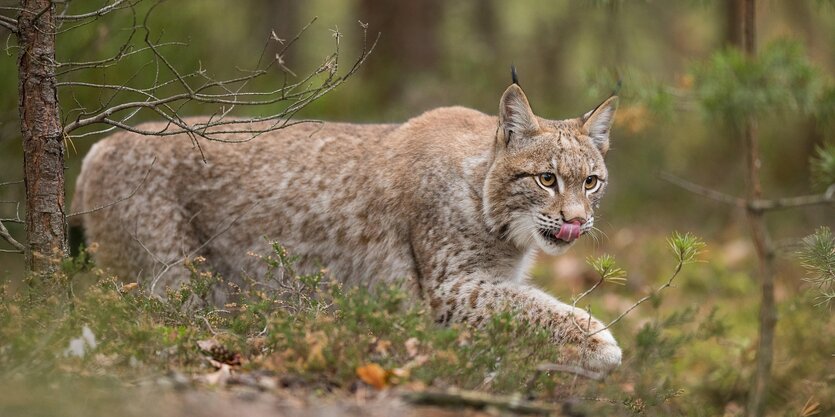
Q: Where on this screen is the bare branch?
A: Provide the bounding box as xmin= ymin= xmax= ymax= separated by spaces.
xmin=0 ymin=219 xmax=24 ymax=253
xmin=749 ymin=189 xmax=835 ymax=212
xmin=0 ymin=14 xmax=17 ymax=33
xmin=56 ymin=0 xmax=134 ymax=21
xmin=401 ymin=389 xmax=564 ymax=416
xmin=149 ymin=201 xmax=260 ymax=294
xmin=590 ymin=261 xmax=684 ymax=337
xmin=662 ymin=172 xmax=835 ymax=213
xmin=0 ymin=179 xmax=24 ymax=188
xmin=570 ymin=276 xmax=604 ymax=335
xmin=55 ymin=42 xmax=185 ymax=75
xmin=57 ymin=6 xmax=377 ymax=143
xmin=660 ymin=171 xmax=745 ymax=208
xmin=67 ymin=157 xmax=155 ymax=217
xmin=535 ymin=362 xmax=605 ymax=381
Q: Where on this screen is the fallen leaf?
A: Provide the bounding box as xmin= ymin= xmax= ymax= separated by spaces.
xmin=801 ymin=397 xmax=821 ymax=417
xmin=371 ymin=338 xmax=392 ymax=357
xmin=405 ymin=337 xmax=420 ymax=358
xmin=63 ymin=325 xmax=97 ymax=358
xmin=197 ymin=338 xmax=241 ymax=366
xmin=356 ymin=363 xmax=388 ymax=389
xmin=457 ymin=330 xmax=471 ymax=347
xmin=197 ymin=339 xmax=219 ymax=352
xmin=200 ymin=364 xmax=232 ymax=386
xmin=390 ymin=367 xmax=410 ymax=382
xmin=304 ymin=331 xmax=328 ymax=369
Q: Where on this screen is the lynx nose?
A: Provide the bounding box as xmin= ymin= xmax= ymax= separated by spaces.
xmin=560 ymin=202 xmax=587 ymax=226
xmin=564 ymin=217 xmax=586 ymax=225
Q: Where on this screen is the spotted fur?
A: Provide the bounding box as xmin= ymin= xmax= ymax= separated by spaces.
xmin=73 ymin=84 xmax=621 ymax=373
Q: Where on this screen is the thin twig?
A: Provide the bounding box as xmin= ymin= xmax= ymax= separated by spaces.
xmin=0 ymin=219 xmax=24 ymax=253
xmin=749 ymin=190 xmax=835 ymax=212
xmin=0 ymin=179 xmax=24 ymax=187
xmin=56 ymin=0 xmax=133 ymax=21
xmin=660 ymin=172 xmax=745 ymax=208
xmin=401 ymin=388 xmax=564 ymax=416
xmin=149 ymin=202 xmax=260 ymax=294
xmin=589 ymin=261 xmax=684 ymax=337
xmin=57 ymin=7 xmax=378 ymax=143
xmin=663 ymin=172 xmax=834 ymax=213
xmin=536 ymin=362 xmax=605 ymax=381
xmin=0 ymin=15 xmax=17 ymax=34
xmin=67 ymin=157 xmax=156 ymax=217
xmin=570 ymin=276 xmax=604 ymax=334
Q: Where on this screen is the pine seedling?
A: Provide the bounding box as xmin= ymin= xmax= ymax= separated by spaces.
xmin=798 ymin=227 xmax=835 ymax=307
xmin=810 ymin=143 xmax=835 ymax=191
xmin=668 ymin=232 xmax=706 ymax=266
xmin=588 ymin=254 xmax=627 ymax=286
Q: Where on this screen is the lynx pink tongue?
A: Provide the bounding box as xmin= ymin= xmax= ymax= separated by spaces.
xmin=554 ymin=221 xmax=582 ymax=242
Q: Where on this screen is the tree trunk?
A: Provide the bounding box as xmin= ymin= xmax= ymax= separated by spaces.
xmin=725 ymin=0 xmax=744 ymax=47
xmin=356 ymin=0 xmax=441 ymax=102
xmin=262 ymin=0 xmax=299 ymax=65
xmin=18 ymin=0 xmax=66 ymax=275
xmin=739 ymin=1 xmax=776 ymax=416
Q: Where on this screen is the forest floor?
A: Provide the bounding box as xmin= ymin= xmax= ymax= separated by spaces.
xmin=2 ymin=234 xmax=833 ymax=417
xmin=4 ymin=377 xmax=510 ymax=417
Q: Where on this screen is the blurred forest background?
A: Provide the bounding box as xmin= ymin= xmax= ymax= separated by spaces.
xmin=1 ymin=0 xmax=833 ymax=269
xmin=0 ymin=1 xmax=834 ymax=416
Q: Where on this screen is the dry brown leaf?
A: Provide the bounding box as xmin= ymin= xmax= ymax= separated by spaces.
xmin=371 ymin=338 xmax=392 ymax=357
xmin=801 ymin=397 xmax=821 ymax=417
xmin=197 ymin=339 xmax=219 ymax=352
xmin=457 ymin=330 xmax=471 ymax=347
xmin=405 ymin=337 xmax=420 ymax=358
xmin=304 ymin=331 xmax=328 ymax=369
xmin=356 ymin=363 xmax=388 ymax=389
xmin=200 ymin=363 xmax=232 ymax=386
xmin=390 ymin=367 xmax=410 ymax=384
xmin=197 ymin=338 xmax=242 ymax=366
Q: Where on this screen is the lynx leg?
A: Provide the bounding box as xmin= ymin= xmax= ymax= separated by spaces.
xmin=82 ymin=195 xmax=201 ymax=297
xmin=429 ymin=274 xmax=622 ymax=374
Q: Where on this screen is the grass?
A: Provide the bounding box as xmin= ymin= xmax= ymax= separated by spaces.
xmin=0 ymin=234 xmax=833 ymax=417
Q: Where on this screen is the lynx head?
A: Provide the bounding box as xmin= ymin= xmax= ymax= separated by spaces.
xmin=483 ymin=83 xmax=618 ymax=255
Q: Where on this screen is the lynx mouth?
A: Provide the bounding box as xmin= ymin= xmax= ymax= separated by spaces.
xmin=539 ymin=221 xmax=584 ymax=245
xmin=539 ymin=228 xmax=574 ymax=245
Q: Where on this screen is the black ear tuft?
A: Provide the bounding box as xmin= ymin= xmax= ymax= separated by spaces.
xmin=611 ymin=77 xmax=622 ymax=97
xmin=511 ymin=65 xmax=519 ymax=85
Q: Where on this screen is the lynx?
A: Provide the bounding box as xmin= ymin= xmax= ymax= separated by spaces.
xmin=73 ymin=81 xmax=622 ymax=373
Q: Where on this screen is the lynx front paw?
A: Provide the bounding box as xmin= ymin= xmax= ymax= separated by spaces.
xmin=581 ymin=329 xmax=622 ymax=373
xmin=558 ymin=315 xmax=622 ymax=374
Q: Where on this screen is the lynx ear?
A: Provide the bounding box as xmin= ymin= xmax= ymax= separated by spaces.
xmin=498 ymin=84 xmax=540 ymax=149
xmin=581 ymin=96 xmax=618 ymax=155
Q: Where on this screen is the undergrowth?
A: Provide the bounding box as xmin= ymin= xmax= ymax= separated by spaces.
xmin=1 ymin=242 xmax=564 ymax=396
xmin=1 ymin=234 xmax=833 ymax=417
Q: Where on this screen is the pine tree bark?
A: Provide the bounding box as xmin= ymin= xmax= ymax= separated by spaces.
xmin=17 ymin=0 xmax=67 ymax=274
xmin=739 ymin=1 xmax=776 ymax=416
xmin=356 ymin=0 xmax=441 ymax=102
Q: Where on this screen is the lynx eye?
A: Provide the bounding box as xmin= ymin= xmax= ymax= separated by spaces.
xmin=538 ymin=173 xmax=556 ymax=187
xmin=584 ymin=175 xmax=600 ymax=191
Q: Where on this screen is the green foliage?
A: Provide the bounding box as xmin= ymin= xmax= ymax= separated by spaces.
xmin=585 ymin=68 xmax=677 ymax=118
xmin=668 ymin=232 xmax=705 ymax=265
xmin=816 ymin=85 xmax=835 ymax=133
xmin=797 ymin=227 xmax=835 ymax=307
xmin=694 ymin=39 xmax=822 ymax=126
xmin=810 ymin=142 xmax=835 ymax=190
xmin=588 ymin=254 xmax=627 ymax=285
xmin=0 ymin=243 xmax=564 ymax=398
xmin=4 ymin=234 xmax=835 ymax=416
